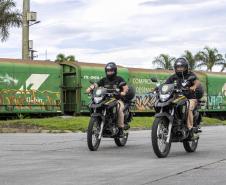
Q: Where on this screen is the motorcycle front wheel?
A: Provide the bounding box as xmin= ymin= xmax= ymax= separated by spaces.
xmin=87 ymin=117 xmax=102 ymax=151
xmin=114 ymin=132 xmax=129 ymax=147
xmin=152 ymin=117 xmax=171 ymax=158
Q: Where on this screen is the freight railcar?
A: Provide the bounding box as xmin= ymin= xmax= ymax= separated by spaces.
xmin=1 ymin=58 xmax=226 ymax=116
xmin=59 ymin=61 xmax=226 ymax=115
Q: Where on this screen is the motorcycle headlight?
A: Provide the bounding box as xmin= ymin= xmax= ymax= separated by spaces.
xmin=95 ymin=89 xmax=102 ymax=96
xmin=94 ymin=96 xmax=103 ymax=104
xmin=159 ymin=93 xmax=171 ymax=102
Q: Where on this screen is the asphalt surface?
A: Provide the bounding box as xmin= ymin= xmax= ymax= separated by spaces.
xmin=0 ymin=126 xmax=226 ymax=185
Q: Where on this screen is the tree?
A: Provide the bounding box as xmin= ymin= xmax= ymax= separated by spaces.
xmin=152 ymin=54 xmax=175 ymax=70
xmin=55 ymin=53 xmax=76 ymax=63
xmin=0 ymin=0 xmax=22 ymax=42
xmin=182 ymin=50 xmax=198 ymax=70
xmin=221 ymin=54 xmax=226 ymax=72
xmin=195 ymin=46 xmax=225 ymax=72
xmin=66 ymin=55 xmax=76 ymax=62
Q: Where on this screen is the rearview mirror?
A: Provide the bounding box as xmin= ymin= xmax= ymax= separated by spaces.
xmin=151 ymin=77 xmax=158 ymax=83
xmin=89 ymin=80 xmax=95 ymax=84
xmin=119 ymin=81 xmax=126 ymax=88
xmin=187 ymin=76 xmax=196 ymax=81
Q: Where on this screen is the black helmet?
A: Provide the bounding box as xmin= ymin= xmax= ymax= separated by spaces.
xmin=174 ymin=57 xmax=189 ymax=77
xmin=105 ymin=62 xmax=117 ymax=79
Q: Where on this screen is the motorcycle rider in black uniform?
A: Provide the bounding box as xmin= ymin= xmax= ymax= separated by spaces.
xmin=86 ymin=62 xmax=129 ymax=136
xmin=165 ymin=57 xmax=203 ymax=138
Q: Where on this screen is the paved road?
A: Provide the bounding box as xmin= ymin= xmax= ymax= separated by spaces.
xmin=0 ymin=126 xmax=226 ymax=185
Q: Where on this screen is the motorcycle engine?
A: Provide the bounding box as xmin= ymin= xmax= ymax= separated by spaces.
xmin=173 ymin=127 xmax=186 ymax=140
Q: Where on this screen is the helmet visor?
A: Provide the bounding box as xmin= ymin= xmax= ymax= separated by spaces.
xmin=106 ymin=68 xmax=114 ymax=72
xmin=106 ymin=68 xmax=115 ymax=76
xmin=175 ymin=66 xmax=185 ymax=72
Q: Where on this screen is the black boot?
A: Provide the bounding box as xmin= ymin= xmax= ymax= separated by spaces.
xmin=188 ymin=128 xmax=193 ymax=139
xmin=189 ymin=128 xmax=199 ymax=140
xmin=124 ymin=124 xmax=130 ymax=130
xmin=118 ymin=128 xmax=124 ymax=137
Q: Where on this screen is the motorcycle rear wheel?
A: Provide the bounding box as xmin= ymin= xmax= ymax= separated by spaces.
xmin=87 ymin=117 xmax=102 ymax=151
xmin=183 ymin=139 xmax=199 ymax=152
xmin=114 ymin=132 xmax=128 ymax=147
xmin=152 ymin=117 xmax=171 ymax=158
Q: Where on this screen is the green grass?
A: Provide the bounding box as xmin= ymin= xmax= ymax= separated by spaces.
xmin=130 ymin=117 xmax=155 ymax=129
xmin=0 ymin=116 xmax=90 ymax=132
xmin=0 ymin=116 xmax=226 ymax=133
xmin=202 ymin=117 xmax=226 ymax=126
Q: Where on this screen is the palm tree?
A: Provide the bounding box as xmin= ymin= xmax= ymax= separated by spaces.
xmin=221 ymin=54 xmax=226 ymax=72
xmin=195 ymin=46 xmax=225 ymax=72
xmin=152 ymin=54 xmax=175 ymax=70
xmin=182 ymin=50 xmax=198 ymax=70
xmin=55 ymin=53 xmax=66 ymax=62
xmin=66 ymin=55 xmax=76 ymax=62
xmin=0 ymin=0 xmax=22 ymax=42
xmin=55 ymin=53 xmax=76 ymax=63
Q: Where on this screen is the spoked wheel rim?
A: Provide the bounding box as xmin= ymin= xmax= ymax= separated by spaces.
xmin=87 ymin=117 xmax=102 ymax=151
xmin=152 ymin=117 xmax=171 ymax=158
xmin=91 ymin=121 xmax=101 ymax=147
xmin=157 ymin=121 xmax=168 ymax=153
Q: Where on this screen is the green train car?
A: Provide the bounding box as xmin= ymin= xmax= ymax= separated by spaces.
xmin=0 ymin=58 xmax=226 ymax=116
xmin=0 ymin=58 xmax=62 ymax=115
xmin=206 ymin=72 xmax=226 ymax=111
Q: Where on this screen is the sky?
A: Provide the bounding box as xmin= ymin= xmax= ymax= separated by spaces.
xmin=1 ymin=0 xmax=226 ymax=69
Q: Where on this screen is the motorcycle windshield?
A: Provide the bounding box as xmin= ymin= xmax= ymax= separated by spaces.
xmin=160 ymin=84 xmax=174 ymax=94
xmin=94 ymin=87 xmax=107 ymax=97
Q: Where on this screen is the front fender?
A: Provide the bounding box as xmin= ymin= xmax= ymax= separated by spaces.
xmin=91 ymin=113 xmax=102 ymax=117
xmin=91 ymin=113 xmax=105 ymax=122
xmin=155 ymin=112 xmax=173 ymax=124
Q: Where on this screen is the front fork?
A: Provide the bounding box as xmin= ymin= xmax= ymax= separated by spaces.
xmin=98 ymin=109 xmax=106 ymax=139
xmin=166 ymin=108 xmax=174 ymax=143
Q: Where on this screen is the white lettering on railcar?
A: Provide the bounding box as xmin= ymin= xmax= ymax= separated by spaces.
xmin=83 ymin=75 xmax=103 ymax=80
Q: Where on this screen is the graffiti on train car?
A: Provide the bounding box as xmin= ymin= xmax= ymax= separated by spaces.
xmin=0 ymin=74 xmax=18 ymax=85
xmin=208 ymin=96 xmax=223 ymax=109
xmin=135 ymin=86 xmax=153 ymax=94
xmin=0 ymin=89 xmax=61 ymax=110
xmin=0 ymin=74 xmax=60 ymax=111
xmin=135 ymin=94 xmax=157 ymax=111
xmin=130 ymin=77 xmax=158 ymax=111
xmin=132 ymin=78 xmax=152 ymax=85
xmin=207 ymin=83 xmax=226 ymax=109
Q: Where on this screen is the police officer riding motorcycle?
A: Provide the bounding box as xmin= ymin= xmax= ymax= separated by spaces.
xmin=86 ymin=62 xmax=135 ymax=151
xmin=151 ymin=58 xmax=204 ymax=158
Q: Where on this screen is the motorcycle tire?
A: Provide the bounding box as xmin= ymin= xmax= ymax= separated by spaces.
xmin=152 ymin=117 xmax=171 ymax=158
xmin=183 ymin=139 xmax=199 ymax=152
xmin=87 ymin=117 xmax=102 ymax=151
xmin=114 ymin=132 xmax=128 ymax=147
